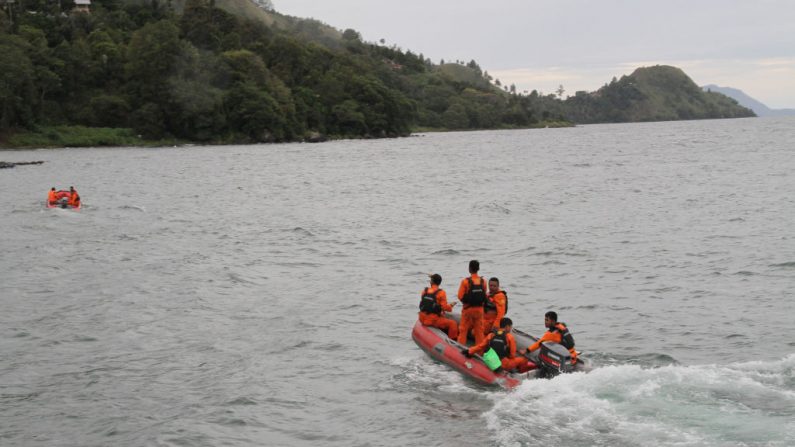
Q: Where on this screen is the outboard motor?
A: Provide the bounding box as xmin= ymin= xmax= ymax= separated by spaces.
xmin=538 ymin=342 xmax=573 ymax=377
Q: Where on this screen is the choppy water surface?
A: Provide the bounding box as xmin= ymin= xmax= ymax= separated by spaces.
xmin=2 ymin=118 xmax=794 ymax=446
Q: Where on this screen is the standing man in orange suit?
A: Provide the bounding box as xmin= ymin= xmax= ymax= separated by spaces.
xmin=457 ymin=260 xmax=486 ymax=345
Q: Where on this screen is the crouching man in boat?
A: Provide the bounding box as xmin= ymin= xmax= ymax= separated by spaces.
xmin=525 ymin=311 xmax=577 ymax=364
xmin=465 ymin=318 xmax=535 ymax=373
xmin=482 ymin=277 xmax=508 ymax=337
xmin=47 ymin=187 xmax=57 ymax=205
xmin=418 ymin=273 xmax=458 ymax=340
xmin=68 ymin=186 xmax=80 ymax=207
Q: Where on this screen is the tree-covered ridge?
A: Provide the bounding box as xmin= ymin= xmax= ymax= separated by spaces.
xmin=564 ymin=65 xmax=755 ymax=123
xmin=0 ymin=1 xmax=753 ymax=147
xmin=0 ymin=0 xmax=572 ymax=145
xmin=0 ymin=0 xmax=400 ymax=142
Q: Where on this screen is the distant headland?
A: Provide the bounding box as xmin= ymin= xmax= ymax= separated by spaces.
xmin=701 ymin=85 xmax=795 ymax=118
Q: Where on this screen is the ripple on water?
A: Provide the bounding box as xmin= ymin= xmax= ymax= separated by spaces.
xmin=289 ymin=227 xmax=315 ymax=237
xmin=431 ymin=249 xmax=460 ymax=256
xmin=770 ymin=261 xmax=795 ymax=268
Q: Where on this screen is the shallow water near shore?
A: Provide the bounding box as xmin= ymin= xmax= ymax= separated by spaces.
xmin=2 ymin=117 xmax=794 ymax=446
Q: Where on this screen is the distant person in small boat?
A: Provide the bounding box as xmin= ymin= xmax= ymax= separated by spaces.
xmin=68 ymin=186 xmax=80 ymax=207
xmin=418 ymin=273 xmax=458 ymax=339
xmin=47 ymin=187 xmax=57 ymax=205
xmin=482 ymin=277 xmax=508 ymax=336
xmin=465 ymin=318 xmax=535 ymax=373
xmin=457 ymin=260 xmax=487 ymax=345
xmin=525 ymin=311 xmax=578 ymax=364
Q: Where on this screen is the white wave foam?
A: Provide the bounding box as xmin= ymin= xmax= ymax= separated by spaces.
xmin=485 ymin=356 xmax=795 ymax=447
xmin=390 ymin=354 xmax=487 ymax=395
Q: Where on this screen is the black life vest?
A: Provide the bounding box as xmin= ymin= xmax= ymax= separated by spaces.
xmin=552 ymin=322 xmax=575 ymax=350
xmin=488 ymin=330 xmax=509 ymax=358
xmin=419 ymin=287 xmax=442 ymax=314
xmin=462 ymin=277 xmax=486 ymax=307
xmin=484 ymin=290 xmax=508 ymax=314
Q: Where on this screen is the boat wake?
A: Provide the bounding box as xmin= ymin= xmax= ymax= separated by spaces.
xmin=485 ymin=354 xmax=795 ymax=446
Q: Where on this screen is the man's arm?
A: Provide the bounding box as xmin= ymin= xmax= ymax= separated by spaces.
xmin=457 ymin=278 xmax=468 ymax=301
xmin=467 ymin=333 xmax=493 ymax=356
xmin=438 ymin=290 xmax=453 ymax=312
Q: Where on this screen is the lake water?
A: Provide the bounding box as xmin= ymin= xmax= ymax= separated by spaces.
xmin=1 ymin=117 xmax=794 ymax=446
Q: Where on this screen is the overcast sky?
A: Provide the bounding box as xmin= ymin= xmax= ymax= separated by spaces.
xmin=276 ymin=0 xmax=795 ymax=108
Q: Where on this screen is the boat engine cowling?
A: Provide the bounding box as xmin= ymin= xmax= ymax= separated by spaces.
xmin=538 ymin=342 xmax=573 ymax=375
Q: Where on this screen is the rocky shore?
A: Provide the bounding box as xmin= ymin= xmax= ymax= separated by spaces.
xmin=0 ymin=161 xmax=44 ymax=169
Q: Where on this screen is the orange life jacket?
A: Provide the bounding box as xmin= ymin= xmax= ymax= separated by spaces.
xmin=419 ymin=287 xmax=442 ymax=314
xmin=551 ymin=322 xmax=575 ymax=350
xmin=488 ymin=330 xmax=510 ymax=358
xmin=462 ymin=276 xmax=487 ymax=307
xmin=484 ymin=290 xmax=507 ymax=314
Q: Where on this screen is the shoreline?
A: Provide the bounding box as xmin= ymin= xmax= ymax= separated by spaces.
xmin=0 ymin=121 xmax=575 ymax=150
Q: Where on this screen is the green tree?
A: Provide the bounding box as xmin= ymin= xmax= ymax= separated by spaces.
xmin=0 ymin=34 xmax=36 ymax=128
xmin=125 ymin=19 xmax=181 ymax=105
xmin=224 ymin=81 xmax=286 ymax=142
xmin=442 ymin=102 xmax=469 ymax=129
xmin=342 ymin=28 xmax=361 ymax=41
xmin=168 ymin=79 xmax=225 ymax=140
xmin=131 ymin=102 xmax=167 ymax=139
xmin=88 ymin=95 xmax=131 ymax=127
xmin=331 ymin=99 xmax=367 ymax=135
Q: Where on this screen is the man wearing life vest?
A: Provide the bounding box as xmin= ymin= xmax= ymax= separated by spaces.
xmin=482 ymin=277 xmax=508 ymax=337
xmin=47 ymin=187 xmax=57 ymax=205
xmin=526 ymin=311 xmax=577 ymax=364
xmin=67 ymin=186 xmax=80 ymax=207
xmin=465 ymin=318 xmax=534 ymax=372
xmin=418 ymin=273 xmax=458 ymax=339
xmin=457 ymin=260 xmax=486 ymax=345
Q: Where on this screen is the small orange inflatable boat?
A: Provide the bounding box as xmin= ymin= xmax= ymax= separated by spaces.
xmin=46 ymin=189 xmax=81 ymax=209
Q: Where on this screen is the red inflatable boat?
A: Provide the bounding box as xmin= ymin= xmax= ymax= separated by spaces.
xmin=412 ymin=315 xmax=590 ymax=388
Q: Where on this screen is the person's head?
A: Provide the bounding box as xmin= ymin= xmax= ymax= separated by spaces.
xmin=468 ymin=260 xmax=479 ymax=274
xmin=499 ymin=317 xmax=513 ymax=332
xmin=69 ymin=186 xmax=75 ymax=191
xmin=488 ymin=277 xmax=500 ymax=294
xmin=429 ymin=273 xmax=442 ymax=286
xmin=544 ymin=311 xmax=558 ymax=328
xmin=51 ymin=187 xmax=55 ymax=191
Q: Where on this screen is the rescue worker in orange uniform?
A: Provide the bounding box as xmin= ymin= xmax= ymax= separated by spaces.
xmin=457 ymin=260 xmax=487 ymax=345
xmin=482 ymin=277 xmax=508 ymax=337
xmin=526 ymin=311 xmax=578 ymax=364
xmin=465 ymin=318 xmax=534 ymax=373
xmin=47 ymin=187 xmax=57 ymax=205
xmin=67 ymin=186 xmax=80 ymax=207
xmin=418 ymin=273 xmax=458 ymax=339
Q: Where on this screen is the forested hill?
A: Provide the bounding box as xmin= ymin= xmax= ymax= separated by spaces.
xmin=0 ymin=1 xmax=753 ymax=147
xmin=564 ymin=66 xmax=755 ymax=123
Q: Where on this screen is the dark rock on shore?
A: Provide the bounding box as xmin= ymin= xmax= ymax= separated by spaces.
xmin=305 ymin=131 xmax=327 ymax=143
xmin=0 ymin=161 xmax=45 ymax=169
